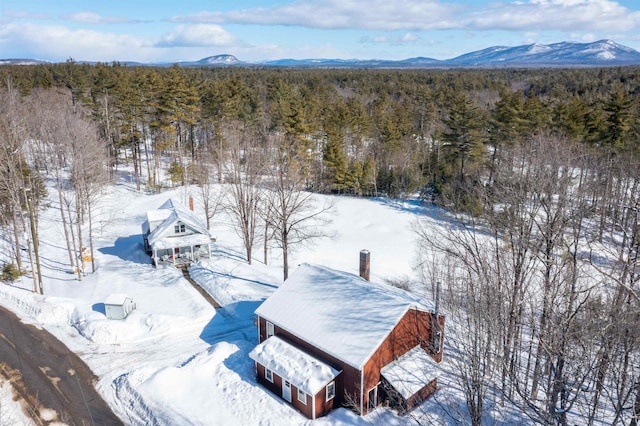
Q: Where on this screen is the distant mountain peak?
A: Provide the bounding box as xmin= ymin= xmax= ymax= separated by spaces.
xmin=2 ymin=40 xmax=640 ymax=69
xmin=0 ymin=58 xmax=49 ymax=65
xmin=447 ymin=39 xmax=640 ymax=67
xmin=196 ymin=54 xmax=241 ymax=65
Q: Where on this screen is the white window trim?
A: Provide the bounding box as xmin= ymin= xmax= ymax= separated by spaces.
xmin=266 ymin=321 xmax=275 ymax=338
xmin=297 ymin=389 xmax=307 ymax=404
xmin=265 ymin=368 xmax=273 ymax=383
xmin=326 ymin=381 xmax=335 ymax=401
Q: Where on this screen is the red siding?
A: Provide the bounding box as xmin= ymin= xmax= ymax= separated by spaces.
xmin=258 ymin=316 xmax=356 ymax=411
xmin=254 ymin=360 xmax=334 ymax=419
xmin=314 ymin=385 xmax=336 ymax=419
xmin=361 ymin=310 xmax=445 ymax=414
xmin=289 ymin=382 xmax=313 ymax=418
xmin=256 ymin=310 xmax=445 ymax=417
xmin=255 ymin=363 xmax=282 ymax=399
xmin=381 ymin=377 xmax=438 ymax=413
xmin=405 ymin=378 xmax=437 ymax=411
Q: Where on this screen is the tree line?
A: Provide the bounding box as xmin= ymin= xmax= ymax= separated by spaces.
xmin=1 ymin=62 xmax=639 ymax=203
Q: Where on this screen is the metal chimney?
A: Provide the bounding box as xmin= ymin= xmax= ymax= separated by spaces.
xmin=433 ymin=281 xmax=441 ymax=353
xmin=359 ymin=250 xmax=370 ymax=281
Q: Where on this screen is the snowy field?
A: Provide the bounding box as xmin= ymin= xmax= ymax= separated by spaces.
xmin=0 ymin=178 xmax=484 ymax=425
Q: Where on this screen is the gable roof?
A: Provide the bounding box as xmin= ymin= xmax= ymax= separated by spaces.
xmin=146 ymin=198 xmax=212 ymax=250
xmin=254 ymin=263 xmax=435 ymax=370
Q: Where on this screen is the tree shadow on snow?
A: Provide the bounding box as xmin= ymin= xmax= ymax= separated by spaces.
xmin=198 ymin=300 xmax=261 ymax=346
xmin=197 ymin=302 xmax=265 ymax=389
xmin=368 ymin=196 xmax=457 ymax=225
xmin=205 ymin=269 xmax=278 ymax=290
xmin=98 ymin=234 xmax=151 ymax=265
xmin=210 ymin=245 xmax=247 ymax=263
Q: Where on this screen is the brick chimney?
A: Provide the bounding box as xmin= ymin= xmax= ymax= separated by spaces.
xmin=359 ymin=250 xmax=370 ymax=281
xmin=189 ymin=195 xmax=194 ymax=211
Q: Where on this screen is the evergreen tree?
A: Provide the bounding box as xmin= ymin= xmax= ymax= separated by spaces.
xmin=442 ymin=93 xmax=486 ymax=183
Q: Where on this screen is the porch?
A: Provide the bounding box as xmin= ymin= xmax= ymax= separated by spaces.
xmin=152 ymin=243 xmax=211 ymax=268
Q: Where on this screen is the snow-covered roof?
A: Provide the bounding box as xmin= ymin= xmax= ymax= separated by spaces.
xmin=146 ymin=208 xmax=173 ymax=224
xmin=254 ymin=264 xmax=435 ymax=369
xmin=380 ymin=346 xmax=439 ymax=400
xmin=148 ymin=216 xmax=213 ymax=250
xmin=146 ymin=199 xmax=212 ymax=250
xmin=249 ymin=336 xmax=340 ymax=396
xmin=142 ymin=205 xmax=174 ymax=234
xmin=105 ymin=293 xmax=132 ymax=306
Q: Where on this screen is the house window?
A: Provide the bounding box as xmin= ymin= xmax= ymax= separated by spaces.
xmin=265 ymin=368 xmax=273 ymax=383
xmin=297 ymin=389 xmax=307 ymax=404
xmin=174 ymin=223 xmax=186 ymax=233
xmin=326 ymin=381 xmax=335 ymax=401
xmin=266 ymin=321 xmax=274 ymax=338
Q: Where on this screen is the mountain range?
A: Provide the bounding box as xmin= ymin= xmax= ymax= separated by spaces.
xmin=3 ymin=39 xmax=640 ymax=68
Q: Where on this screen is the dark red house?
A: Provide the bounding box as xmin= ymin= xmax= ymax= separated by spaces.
xmin=249 ymin=261 xmax=445 ymax=419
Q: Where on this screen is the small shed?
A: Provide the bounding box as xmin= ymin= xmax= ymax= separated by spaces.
xmin=104 ymin=293 xmax=136 ymax=320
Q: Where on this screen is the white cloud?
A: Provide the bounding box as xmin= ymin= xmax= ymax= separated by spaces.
xmin=360 ymin=32 xmax=421 ymax=45
xmin=247 ymin=42 xmax=350 ymax=61
xmin=0 ymin=23 xmax=152 ymax=61
xmin=168 ymin=0 xmax=640 ymax=33
xmin=63 ymin=12 xmax=133 ymax=24
xmin=156 ymin=24 xmax=239 ymax=47
xmin=401 ymin=33 xmax=419 ymax=43
xmin=467 ymin=0 xmax=640 ymax=32
xmin=574 ymin=33 xmax=598 ymax=42
xmin=169 ymin=0 xmax=459 ymax=31
xmin=3 ymin=9 xmax=50 ymax=20
xmin=0 ymin=22 xmax=247 ymax=62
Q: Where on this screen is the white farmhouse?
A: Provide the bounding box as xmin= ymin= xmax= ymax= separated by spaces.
xmin=142 ymin=198 xmax=214 ymax=267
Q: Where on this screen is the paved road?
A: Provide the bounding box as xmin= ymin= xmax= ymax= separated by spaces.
xmin=0 ymin=304 xmax=122 ymax=425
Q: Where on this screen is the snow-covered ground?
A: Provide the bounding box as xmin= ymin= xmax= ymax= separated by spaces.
xmin=0 ymin=380 xmax=34 ymax=426
xmin=0 ymin=179 xmax=467 ymax=425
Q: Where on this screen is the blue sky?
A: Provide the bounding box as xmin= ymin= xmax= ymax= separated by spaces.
xmin=2 ymin=0 xmax=640 ymax=63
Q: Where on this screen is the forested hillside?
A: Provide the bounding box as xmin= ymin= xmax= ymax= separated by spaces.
xmin=1 ymin=62 xmax=639 ymax=424
xmin=2 ymin=63 xmax=639 ymax=200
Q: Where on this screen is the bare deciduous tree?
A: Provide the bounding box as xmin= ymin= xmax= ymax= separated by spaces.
xmin=222 ymin=125 xmax=265 ymax=264
xmin=265 ymin=133 xmax=333 ymax=280
xmin=414 ymin=133 xmax=634 ymax=425
xmin=415 ymin=213 xmax=500 ymax=425
xmin=26 ymin=89 xmax=109 ymax=278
